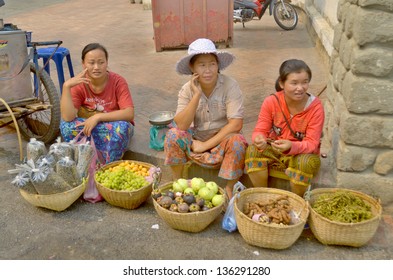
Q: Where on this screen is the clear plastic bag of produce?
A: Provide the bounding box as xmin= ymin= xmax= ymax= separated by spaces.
xmin=26 ymin=138 xmax=47 ymax=162
xmin=9 ymin=159 xmax=72 ymax=195
xmin=9 ymin=169 xmax=37 ymax=194
xmin=75 ymin=141 xmax=95 ymax=179
xmin=36 ymin=154 xmax=56 ymax=170
xmin=29 ymin=161 xmax=72 ymax=195
xmin=56 ymin=156 xmax=81 ymax=188
xmin=49 ymin=137 xmax=75 ymax=162
xmin=222 ymin=181 xmax=246 ymax=232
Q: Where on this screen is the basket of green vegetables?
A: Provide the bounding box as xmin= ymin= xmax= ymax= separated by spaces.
xmin=308 ymin=188 xmax=382 ymax=247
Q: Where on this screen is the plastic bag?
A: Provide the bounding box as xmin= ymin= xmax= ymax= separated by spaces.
xmin=71 ymin=131 xmax=104 ymax=203
xmin=49 ymin=136 xmax=75 ymax=162
xmin=56 ymin=156 xmax=81 ymax=188
xmin=149 ymin=125 xmax=169 ymax=151
xmin=36 ymin=154 xmax=56 ymax=170
xmin=222 ymin=181 xmax=246 ymax=233
xmin=26 ymin=138 xmax=47 ymax=162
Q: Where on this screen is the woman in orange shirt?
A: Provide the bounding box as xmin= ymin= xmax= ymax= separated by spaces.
xmin=245 ymin=59 xmax=324 ymax=197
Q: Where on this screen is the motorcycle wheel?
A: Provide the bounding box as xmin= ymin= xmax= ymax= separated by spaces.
xmin=273 ymin=2 xmax=298 ymax=31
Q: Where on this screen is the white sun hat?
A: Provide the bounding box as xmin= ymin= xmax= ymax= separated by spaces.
xmin=175 ymin=38 xmax=235 ymax=75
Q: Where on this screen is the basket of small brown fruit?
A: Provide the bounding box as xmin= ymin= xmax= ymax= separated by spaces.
xmin=152 ymin=178 xmax=226 ymax=233
xmin=234 ymin=187 xmax=309 ymax=250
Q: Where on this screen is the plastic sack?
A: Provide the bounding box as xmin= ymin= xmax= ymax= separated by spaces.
xmin=49 ymin=136 xmax=75 ymax=162
xmin=36 ymin=154 xmax=56 ymax=170
xmin=222 ymin=181 xmax=246 ymax=233
xmin=56 ymin=156 xmax=81 ymax=188
xmin=71 ymin=131 xmax=104 ymax=203
xmin=26 ymin=138 xmax=47 ymax=162
xmin=149 ymin=125 xmax=168 ymax=151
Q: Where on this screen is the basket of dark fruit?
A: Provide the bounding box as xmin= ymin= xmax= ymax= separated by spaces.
xmin=152 ymin=177 xmax=226 ymax=233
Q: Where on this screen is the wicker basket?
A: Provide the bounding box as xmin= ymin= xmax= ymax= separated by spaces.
xmin=308 ymin=188 xmax=382 ymax=247
xmin=234 ymin=187 xmax=309 ymax=250
xmin=19 ymin=180 xmax=86 ymax=211
xmin=95 ymin=160 xmax=160 ymax=210
xmin=152 ymin=182 xmax=225 ymax=233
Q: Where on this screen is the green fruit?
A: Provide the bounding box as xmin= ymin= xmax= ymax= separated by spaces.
xmin=183 ymin=187 xmax=195 ymax=195
xmin=198 ymin=187 xmax=215 ymax=201
xmin=190 ymin=177 xmax=205 ymax=193
xmin=172 ymin=178 xmax=188 ymax=192
xmin=206 ymin=181 xmax=219 ymax=194
xmin=212 ymin=194 xmax=224 ymax=207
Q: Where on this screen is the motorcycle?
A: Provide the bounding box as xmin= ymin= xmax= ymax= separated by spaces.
xmin=233 ymin=0 xmax=298 ymax=30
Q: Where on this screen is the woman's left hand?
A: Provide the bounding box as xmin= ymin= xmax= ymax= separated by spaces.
xmin=271 ymin=139 xmax=292 ymax=153
xmin=191 ymin=139 xmax=206 ymax=154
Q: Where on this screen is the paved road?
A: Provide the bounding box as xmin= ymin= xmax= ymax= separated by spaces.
xmin=0 ymin=0 xmax=392 ymax=264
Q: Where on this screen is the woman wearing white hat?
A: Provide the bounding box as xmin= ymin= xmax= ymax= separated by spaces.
xmin=164 ymin=38 xmax=248 ymax=200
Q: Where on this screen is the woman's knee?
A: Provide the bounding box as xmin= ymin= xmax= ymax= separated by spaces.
xmin=297 ymin=154 xmax=321 ymax=175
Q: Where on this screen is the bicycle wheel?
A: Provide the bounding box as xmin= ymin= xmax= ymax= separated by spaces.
xmin=17 ymin=62 xmax=61 ymax=144
xmin=273 ymin=2 xmax=298 ymax=31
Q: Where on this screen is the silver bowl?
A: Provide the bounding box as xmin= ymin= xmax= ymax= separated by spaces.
xmin=148 ymin=111 xmax=175 ymax=126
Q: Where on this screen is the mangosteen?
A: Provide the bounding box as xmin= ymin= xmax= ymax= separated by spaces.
xmin=165 ymin=190 xmax=175 ymax=200
xmin=174 ymin=196 xmax=184 ymax=205
xmin=158 ymin=196 xmax=173 ymax=209
xmin=195 ymin=197 xmax=205 ymax=208
xmin=169 ymin=203 xmax=178 ymax=212
xmin=151 ymin=190 xmax=162 ymax=200
xmin=202 ymin=205 xmax=211 ymax=211
xmin=178 ymin=202 xmax=189 ymax=213
xmin=204 ymin=201 xmax=213 ymax=209
xmin=189 ymin=203 xmax=200 ymax=212
xmin=183 ymin=193 xmax=196 ymax=205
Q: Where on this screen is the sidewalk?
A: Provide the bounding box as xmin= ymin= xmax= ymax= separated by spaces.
xmin=0 ymin=0 xmax=392 ymax=260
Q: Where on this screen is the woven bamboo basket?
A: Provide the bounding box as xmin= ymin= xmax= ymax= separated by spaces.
xmin=95 ymin=160 xmax=160 ymax=210
xmin=19 ymin=180 xmax=86 ymax=211
xmin=152 ymin=182 xmax=225 ymax=233
xmin=234 ymin=187 xmax=309 ymax=250
xmin=308 ymin=188 xmax=382 ymax=247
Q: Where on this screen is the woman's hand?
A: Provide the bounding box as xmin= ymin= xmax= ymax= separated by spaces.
xmin=271 ymin=139 xmax=292 ymax=153
xmin=253 ymin=134 xmax=268 ymax=150
xmin=190 ymin=73 xmax=202 ymax=96
xmin=63 ymin=68 xmax=91 ymax=89
xmin=76 ymin=114 xmax=100 ymax=137
xmin=191 ymin=139 xmax=207 ymax=154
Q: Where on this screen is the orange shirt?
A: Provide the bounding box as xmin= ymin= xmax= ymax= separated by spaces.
xmin=252 ymin=91 xmax=324 ymax=155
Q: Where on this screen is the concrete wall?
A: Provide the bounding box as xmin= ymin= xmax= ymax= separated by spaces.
xmin=324 ymin=0 xmax=393 ymax=206
xmin=292 ymin=0 xmax=339 ymax=57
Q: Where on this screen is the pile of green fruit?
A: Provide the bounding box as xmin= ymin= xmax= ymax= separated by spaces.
xmin=152 ymin=178 xmax=225 ymax=213
xmin=95 ymin=163 xmax=149 ymax=191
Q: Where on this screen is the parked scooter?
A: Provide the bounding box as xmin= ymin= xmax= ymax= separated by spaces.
xmin=233 ymin=0 xmax=298 ymax=30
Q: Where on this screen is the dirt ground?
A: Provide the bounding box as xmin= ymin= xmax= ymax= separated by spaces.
xmin=1 ymin=0 xmax=392 ymax=264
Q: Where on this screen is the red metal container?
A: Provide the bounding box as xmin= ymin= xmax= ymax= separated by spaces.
xmin=151 ymin=0 xmax=234 ymax=52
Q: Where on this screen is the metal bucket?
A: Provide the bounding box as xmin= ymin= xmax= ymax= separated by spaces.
xmin=0 ymin=30 xmax=31 ymax=103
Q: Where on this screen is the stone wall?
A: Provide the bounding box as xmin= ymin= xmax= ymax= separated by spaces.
xmin=325 ymin=0 xmax=393 ymax=206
